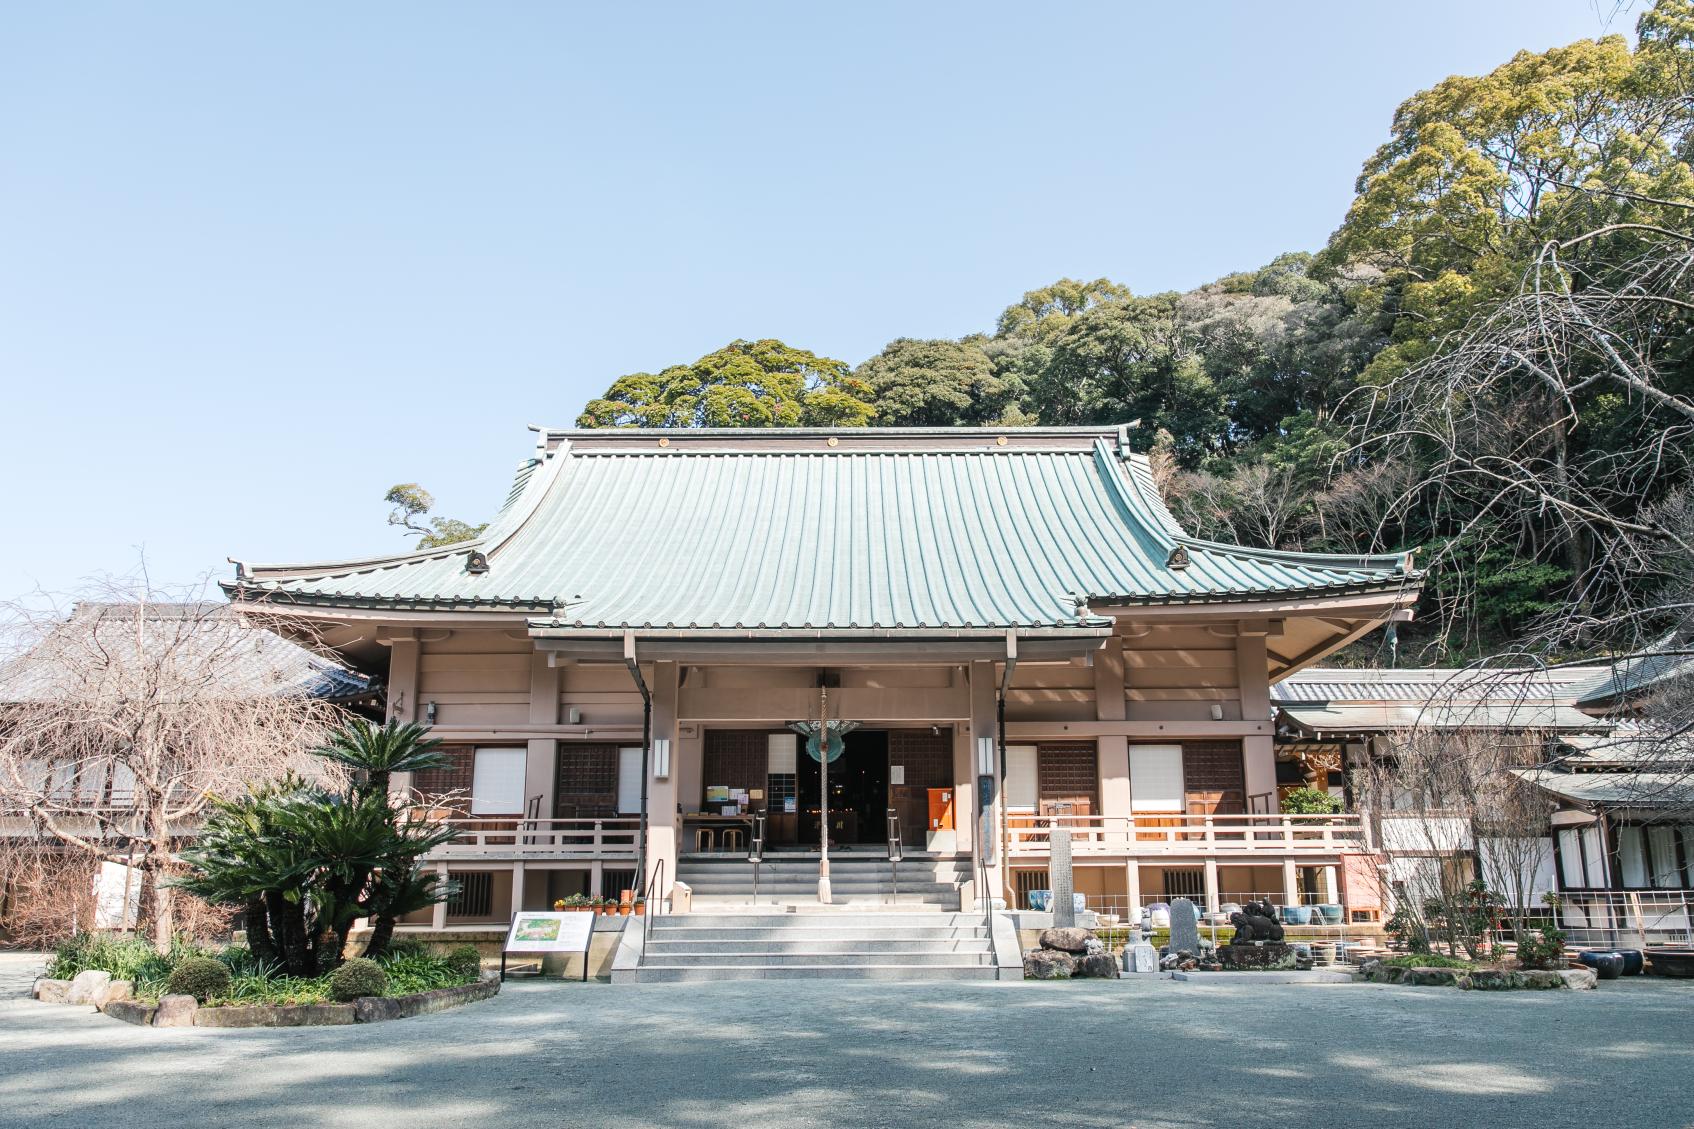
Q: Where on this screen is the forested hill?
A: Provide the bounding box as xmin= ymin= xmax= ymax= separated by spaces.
xmin=571 ymin=2 xmax=1694 ymax=665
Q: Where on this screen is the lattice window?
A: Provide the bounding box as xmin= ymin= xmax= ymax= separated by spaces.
xmin=1037 ymin=744 xmax=1098 ymax=814
xmin=414 ymin=746 xmax=474 ymax=809
xmin=702 ymin=729 xmax=770 ymax=802
xmin=889 ymin=728 xmax=951 ymax=788
xmin=1181 ymin=740 xmax=1245 ymax=814
xmin=1163 ymin=868 xmax=1205 ymax=902
xmin=556 ymin=743 xmax=617 ymax=819
xmin=1014 ymin=869 xmax=1050 ymax=909
xmin=446 ymin=871 xmax=493 ymax=918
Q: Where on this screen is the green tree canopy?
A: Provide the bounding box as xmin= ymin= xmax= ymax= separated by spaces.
xmin=853 ymin=337 xmax=1021 ymax=426
xmin=577 ymin=339 xmax=875 ymax=428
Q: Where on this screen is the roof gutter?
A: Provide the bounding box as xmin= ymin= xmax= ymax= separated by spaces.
xmin=623 ymin=630 xmax=652 ymax=902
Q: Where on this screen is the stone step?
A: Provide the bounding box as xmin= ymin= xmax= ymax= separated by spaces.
xmin=647 ymin=937 xmax=993 ymax=955
xmin=654 ymin=912 xmax=982 ymax=929
xmin=625 ymin=963 xmax=1000 ymax=982
xmin=642 ymin=950 xmax=997 ymax=968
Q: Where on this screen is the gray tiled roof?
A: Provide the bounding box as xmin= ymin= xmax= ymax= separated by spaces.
xmin=0 ymin=602 xmax=372 ymax=704
xmin=226 ymin=426 xmax=1417 ymax=633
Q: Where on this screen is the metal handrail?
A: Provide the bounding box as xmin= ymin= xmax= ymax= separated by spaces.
xmin=748 ymin=813 xmax=766 ymax=904
xmin=886 ymin=808 xmax=902 ymax=905
xmin=641 ymin=856 xmax=666 ymax=947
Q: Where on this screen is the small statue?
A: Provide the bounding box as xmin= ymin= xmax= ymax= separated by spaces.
xmin=1228 ymin=899 xmax=1285 ymax=945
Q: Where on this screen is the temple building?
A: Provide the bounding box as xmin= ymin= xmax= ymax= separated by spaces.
xmin=225 ymin=424 xmax=1419 ymax=978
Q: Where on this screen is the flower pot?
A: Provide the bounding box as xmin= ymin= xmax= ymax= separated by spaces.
xmin=1281 ymin=906 xmax=1313 ymax=926
xmin=618 ymin=903 xmax=632 ymax=916
xmin=634 ymin=903 xmax=646 ymax=916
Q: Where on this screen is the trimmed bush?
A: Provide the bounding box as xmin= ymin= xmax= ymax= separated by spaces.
xmin=328 ymin=957 xmax=388 ymax=1002
xmin=445 ymin=944 xmax=482 ymax=980
xmin=166 ymin=956 xmax=233 ymax=1002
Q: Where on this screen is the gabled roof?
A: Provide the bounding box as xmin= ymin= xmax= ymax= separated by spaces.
xmin=1510 ymin=767 xmax=1694 ymax=809
xmin=0 ymin=602 xmax=372 ymax=704
xmin=1274 ymin=665 xmax=1614 ymax=736
xmin=226 ymin=426 xmax=1417 ymax=636
xmin=1571 ymin=631 xmax=1694 ymax=714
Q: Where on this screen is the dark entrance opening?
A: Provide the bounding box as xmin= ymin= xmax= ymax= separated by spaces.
xmin=797 ymin=729 xmax=888 ymax=847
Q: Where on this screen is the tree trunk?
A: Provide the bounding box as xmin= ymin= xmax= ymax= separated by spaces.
xmin=243 ymin=896 xmax=281 ymax=968
xmin=365 ymin=913 xmax=396 ymax=960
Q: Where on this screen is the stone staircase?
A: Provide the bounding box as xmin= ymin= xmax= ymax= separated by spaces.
xmin=676 ymin=852 xmax=971 ymax=908
xmin=615 ymin=908 xmax=1012 ymax=982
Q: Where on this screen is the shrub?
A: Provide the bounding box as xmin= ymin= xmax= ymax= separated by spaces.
xmin=1379 ymin=952 xmax=1474 ymax=970
xmin=166 ymin=956 xmax=233 ymax=1002
xmin=1515 ymin=926 xmax=1568 ymax=971
xmin=445 ymin=944 xmax=482 ymax=980
xmin=328 ymin=957 xmax=388 ymax=1001
xmin=1280 ymin=787 xmax=1343 ymax=815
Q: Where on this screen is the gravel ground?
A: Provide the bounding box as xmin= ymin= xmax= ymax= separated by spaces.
xmin=3 ymin=951 xmax=1692 ymax=1129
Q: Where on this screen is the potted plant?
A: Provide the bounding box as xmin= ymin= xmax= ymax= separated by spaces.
xmin=633 ymin=897 xmax=646 ymax=916
xmin=553 ymin=898 xmax=567 ymax=911
xmin=618 ymin=889 xmax=634 ymax=916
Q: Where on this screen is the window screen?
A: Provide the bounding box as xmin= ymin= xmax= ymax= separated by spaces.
xmin=768 ymin=733 xmax=798 ymax=775
xmin=1129 ymin=745 xmax=1184 ymax=812
xmin=616 ymin=746 xmax=643 ymax=814
xmin=1004 ymin=745 xmax=1037 ymax=810
xmin=470 ymin=748 xmax=526 ymax=815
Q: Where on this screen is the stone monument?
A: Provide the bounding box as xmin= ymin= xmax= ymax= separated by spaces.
xmin=1049 ymin=820 xmax=1075 ymax=928
xmin=1168 ymin=897 xmax=1201 ymax=955
xmin=1123 ymin=922 xmax=1159 ymax=974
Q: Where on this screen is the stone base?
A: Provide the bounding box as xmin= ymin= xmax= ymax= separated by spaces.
xmin=1217 ymin=943 xmax=1299 ymax=972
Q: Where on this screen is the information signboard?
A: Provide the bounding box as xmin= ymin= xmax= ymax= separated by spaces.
xmin=501 ymin=911 xmax=595 ymax=981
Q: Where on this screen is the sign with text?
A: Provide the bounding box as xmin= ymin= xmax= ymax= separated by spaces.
xmin=504 ymin=911 xmax=593 ymax=954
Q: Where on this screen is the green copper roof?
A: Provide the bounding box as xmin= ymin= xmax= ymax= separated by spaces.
xmin=227 ymin=426 xmax=1417 ymax=632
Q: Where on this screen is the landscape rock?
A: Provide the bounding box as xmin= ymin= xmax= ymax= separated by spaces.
xmin=1038 ymin=927 xmax=1093 ymax=954
xmin=1024 ymin=949 xmax=1077 ymax=979
xmin=153 ymin=994 xmax=199 ymax=1027
xmin=33 ymin=978 xmax=71 ymax=1004
xmin=352 ymin=979 xmax=500 ymax=1022
xmin=1073 ymin=953 xmax=1119 ymax=979
xmin=1408 ymin=967 xmax=1462 ymax=987
xmin=96 ymin=980 xmax=134 ymax=1009
xmin=1082 ymin=937 xmax=1106 ymax=956
xmin=1558 ymin=968 xmax=1598 ymax=990
xmin=103 ymin=1000 xmax=157 ymax=1026
xmin=66 ymin=970 xmax=112 ymax=1006
xmin=1519 ymin=970 xmax=1563 ymax=990
xmin=193 ymin=1004 xmax=355 ymax=1027
xmin=1471 ymin=969 xmax=1523 ymax=990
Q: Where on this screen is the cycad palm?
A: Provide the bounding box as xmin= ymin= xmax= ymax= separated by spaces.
xmin=315 ymin=718 xmax=446 ymax=800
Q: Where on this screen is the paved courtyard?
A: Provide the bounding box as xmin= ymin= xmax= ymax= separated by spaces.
xmin=2 ymin=952 xmax=1691 ymax=1129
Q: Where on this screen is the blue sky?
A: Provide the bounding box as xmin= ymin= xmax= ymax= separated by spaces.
xmin=0 ymin=2 xmax=1632 ymax=602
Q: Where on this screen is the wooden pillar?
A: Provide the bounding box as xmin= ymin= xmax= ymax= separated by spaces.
xmin=387 ymin=637 xmax=421 ymax=797
xmin=527 ymin=650 xmax=559 ymax=820
xmin=1095 ymin=643 xmax=1130 ymax=822
xmin=1281 ymin=858 xmax=1300 ymax=907
xmin=647 ymin=661 xmax=681 ymax=903
xmin=1125 ymin=861 xmax=1142 ymax=919
xmin=968 ymin=660 xmax=1001 ymax=899
xmin=431 ymin=863 xmax=449 ymax=929
xmin=1204 ymin=857 xmax=1221 ymax=914
xmin=511 ymin=862 xmax=527 ymax=915
xmin=1236 ymin=632 xmax=1277 ymax=809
